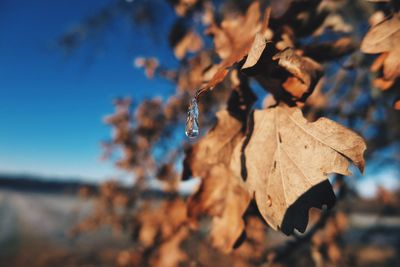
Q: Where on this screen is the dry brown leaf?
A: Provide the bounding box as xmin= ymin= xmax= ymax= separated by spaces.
xmin=361 ymin=14 xmax=400 ymax=80
xmin=151 ymin=227 xmax=188 ymax=267
xmin=183 ymin=110 xmax=244 ymax=179
xmin=199 ymin=4 xmax=271 ymax=93
xmin=240 ymin=104 xmax=366 ymax=232
xmin=160 ymin=199 xmax=188 ymax=238
xmin=201 ymin=1 xmax=214 ymax=26
xmin=208 ymin=165 xmax=250 ymax=253
xmin=177 ymin=51 xmax=213 ymax=93
xmin=185 ymin=108 xmax=252 ymax=252
xmin=208 ymin=2 xmax=261 ymax=61
xmin=187 ymin=164 xmax=230 ymax=219
xmin=370 ymin=52 xmax=388 ymax=72
xmin=174 ymin=31 xmax=203 ymax=59
xmin=187 ymin=164 xmax=250 ymax=253
xmin=369 ymin=11 xmax=386 ymax=27
xmin=134 ymin=57 xmax=159 ymax=78
xmin=327 ymin=243 xmax=341 ymax=263
xmin=137 ymin=209 xmax=163 ymax=248
xmin=373 ymin=77 xmax=395 ymax=90
xmin=394 ymin=99 xmax=400 ymax=110
xmin=273 ymin=48 xmax=323 ymax=92
xmin=241 ymin=32 xmax=323 ymax=103
xmin=241 ymin=33 xmax=269 ymax=70
xmin=173 ymin=0 xmax=198 ymax=16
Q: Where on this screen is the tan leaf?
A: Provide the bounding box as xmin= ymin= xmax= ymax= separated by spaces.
xmin=134 ymin=57 xmax=159 ymax=78
xmin=174 ymin=31 xmax=203 ymax=59
xmin=208 ymin=2 xmax=261 ymax=61
xmin=361 ymin=14 xmax=400 ymax=80
xmin=281 ymin=76 xmax=309 ymax=100
xmin=208 ymin=165 xmax=250 ymax=253
xmin=187 ymin=164 xmax=230 ymax=219
xmin=382 ymin=47 xmax=400 ymax=79
xmin=187 ymin=164 xmax=250 ymax=253
xmin=394 ymin=99 xmax=400 ymax=110
xmin=370 ymin=52 xmax=388 ymax=72
xmin=151 ymin=227 xmax=188 ymax=267
xmin=198 ymin=3 xmax=270 ymax=93
xmin=273 ymin=48 xmax=323 ymax=91
xmin=241 ymin=33 xmax=269 ymax=70
xmin=184 ymin=109 xmax=251 ymax=253
xmin=361 ymin=14 xmax=400 ymax=54
xmin=373 ymin=77 xmax=395 ymax=90
xmin=173 ymin=0 xmax=198 ymax=17
xmin=241 ymin=104 xmax=366 ymax=232
xmin=183 ymin=110 xmax=244 ymax=178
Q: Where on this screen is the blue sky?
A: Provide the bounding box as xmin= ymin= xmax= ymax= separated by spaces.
xmin=0 ymin=0 xmax=398 ymax=197
xmin=0 ymin=0 xmax=177 ymax=182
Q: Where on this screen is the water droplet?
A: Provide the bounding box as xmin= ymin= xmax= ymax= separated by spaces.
xmin=185 ymin=98 xmax=199 ymax=138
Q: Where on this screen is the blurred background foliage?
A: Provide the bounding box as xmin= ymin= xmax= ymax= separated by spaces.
xmin=0 ymin=0 xmax=400 ymax=266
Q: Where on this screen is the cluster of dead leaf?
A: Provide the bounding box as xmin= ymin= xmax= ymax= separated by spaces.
xmin=361 ymin=1 xmax=400 ymax=109
xmin=68 ymin=0 xmax=400 ymax=266
xmin=181 ymin=0 xmax=366 ymax=255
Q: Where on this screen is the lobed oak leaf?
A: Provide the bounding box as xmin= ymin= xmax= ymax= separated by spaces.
xmin=172 ymin=0 xmax=198 ymax=17
xmin=198 ymin=3 xmax=271 ymax=93
xmin=207 ymin=2 xmax=261 ymax=61
xmin=177 ymin=51 xmax=213 ymax=93
xmin=187 ymin=164 xmax=250 ymax=253
xmin=183 ymin=110 xmax=244 ymax=179
xmin=239 ymin=104 xmax=366 ymax=233
xmin=150 ymin=227 xmax=188 ymax=267
xmin=208 ymin=165 xmax=251 ymax=253
xmin=184 ymin=108 xmax=253 ymax=253
xmin=187 ymin=164 xmax=231 ymax=220
xmin=241 ymin=33 xmax=270 ymax=70
xmin=173 ymin=30 xmax=203 ymax=60
xmin=361 ymin=14 xmax=400 ymax=80
xmin=395 ymin=99 xmax=400 ymax=110
xmin=272 ymin=47 xmax=323 ymax=101
xmin=241 ymin=34 xmax=324 ymax=103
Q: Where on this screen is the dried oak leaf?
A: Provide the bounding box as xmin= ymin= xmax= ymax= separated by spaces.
xmin=394 ymin=99 xmax=400 ymax=110
xmin=239 ymin=104 xmax=366 ymax=233
xmin=272 ymin=47 xmax=323 ymax=101
xmin=173 ymin=30 xmax=203 ymax=59
xmin=177 ymin=51 xmax=213 ymax=93
xmin=241 ymin=35 xmax=323 ymax=103
xmin=134 ymin=57 xmax=159 ymax=78
xmin=207 ymin=165 xmax=251 ymax=253
xmin=183 ymin=110 xmax=244 ymax=179
xmin=184 ymin=111 xmax=251 ymax=252
xmin=150 ymin=227 xmax=188 ymax=267
xmin=187 ymin=164 xmax=250 ymax=253
xmin=361 ymin=14 xmax=400 ymax=81
xmin=187 ymin=164 xmax=230 ymax=220
xmin=171 ymin=0 xmax=198 ymax=17
xmin=200 ymin=3 xmax=270 ymax=92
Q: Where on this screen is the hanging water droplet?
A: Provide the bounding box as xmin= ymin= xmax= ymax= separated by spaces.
xmin=185 ymin=98 xmax=199 ymax=138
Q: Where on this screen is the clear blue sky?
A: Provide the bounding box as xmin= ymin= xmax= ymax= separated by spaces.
xmin=0 ymin=0 xmax=177 ymax=182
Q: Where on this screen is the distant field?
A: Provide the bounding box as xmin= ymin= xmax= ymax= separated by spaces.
xmin=0 ymin=189 xmax=131 ymax=267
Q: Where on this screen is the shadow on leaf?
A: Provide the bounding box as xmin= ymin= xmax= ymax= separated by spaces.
xmin=280 ymin=179 xmax=336 ymax=235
